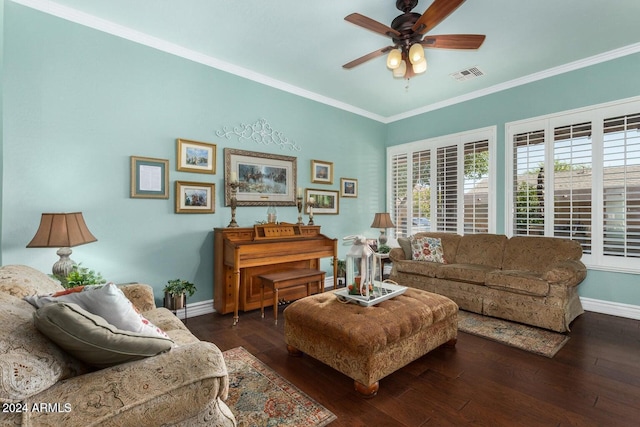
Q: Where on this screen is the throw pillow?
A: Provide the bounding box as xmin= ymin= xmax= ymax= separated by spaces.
xmin=397 ymin=237 xmax=412 ymax=260
xmin=24 ymin=283 xmax=169 ymax=339
xmin=411 ymin=236 xmax=447 ymax=263
xmin=34 ymin=302 xmax=174 ymax=368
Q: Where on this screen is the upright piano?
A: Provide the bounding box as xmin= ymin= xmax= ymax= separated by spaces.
xmin=213 ymin=223 xmax=338 ymax=324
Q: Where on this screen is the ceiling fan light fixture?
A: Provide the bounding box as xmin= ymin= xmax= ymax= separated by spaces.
xmin=412 ymin=57 xmax=427 ymax=74
xmin=408 ymin=43 xmax=425 ymax=64
xmin=392 ymin=60 xmax=407 ymax=78
xmin=386 ymin=49 xmax=402 ymax=69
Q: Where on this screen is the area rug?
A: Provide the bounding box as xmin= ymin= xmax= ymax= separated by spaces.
xmin=457 ymin=311 xmax=570 ymax=358
xmin=222 ymin=346 xmax=336 ymax=427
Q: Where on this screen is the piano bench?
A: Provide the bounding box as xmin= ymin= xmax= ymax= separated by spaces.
xmin=258 ymin=268 xmax=326 ymax=324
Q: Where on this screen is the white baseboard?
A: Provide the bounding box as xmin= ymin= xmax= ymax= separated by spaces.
xmin=177 ymin=280 xmax=640 ymax=323
xmin=174 ymin=299 xmax=214 ymax=320
xmin=580 ymin=297 xmax=640 ymax=320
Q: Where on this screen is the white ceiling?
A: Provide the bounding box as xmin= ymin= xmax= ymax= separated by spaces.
xmin=14 ymin=0 xmax=640 ymax=123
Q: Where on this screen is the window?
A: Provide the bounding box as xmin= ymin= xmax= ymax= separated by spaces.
xmin=388 ymin=127 xmax=496 ymax=238
xmin=603 ymin=113 xmax=640 ymax=259
xmin=507 ymin=97 xmax=640 ymax=272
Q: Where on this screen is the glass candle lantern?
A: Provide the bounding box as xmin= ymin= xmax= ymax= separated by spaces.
xmin=345 ymin=236 xmax=375 ymax=297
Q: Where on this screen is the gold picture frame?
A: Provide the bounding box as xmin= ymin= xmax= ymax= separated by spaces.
xmin=130 ymin=156 xmax=169 ymax=199
xmin=175 ymin=181 xmax=215 ymax=213
xmin=311 ymin=159 xmax=333 ymax=185
xmin=176 ymin=138 xmax=217 ymax=174
xmin=340 ymin=178 xmax=358 ymax=198
xmin=305 ymin=188 xmax=339 ymax=215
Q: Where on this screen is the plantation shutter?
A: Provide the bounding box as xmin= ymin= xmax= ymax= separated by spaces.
xmin=464 ymin=140 xmax=489 ymax=234
xmin=513 ymin=130 xmax=546 ymax=236
xmin=553 ymin=122 xmax=592 ymax=253
xmin=390 ymin=152 xmax=409 ymax=237
xmin=602 ymin=113 xmax=640 ymax=258
xmin=411 ymin=149 xmax=431 ymax=233
xmin=436 ymin=145 xmax=458 ymax=232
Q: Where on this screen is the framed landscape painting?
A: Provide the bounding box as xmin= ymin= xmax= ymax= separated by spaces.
xmin=224 ymin=148 xmax=297 ymax=206
xmin=311 ymin=159 xmax=333 ymax=184
xmin=305 ymin=188 xmax=339 ymax=215
xmin=177 ymin=138 xmax=216 ymax=174
xmin=175 ymin=181 xmax=215 ymax=213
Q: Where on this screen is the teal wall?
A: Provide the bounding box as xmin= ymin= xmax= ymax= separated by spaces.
xmin=387 ymin=53 xmax=640 ymax=307
xmin=2 ymin=3 xmax=386 ymax=305
xmin=0 ymin=0 xmax=4 ymax=266
xmin=2 ymin=3 xmax=639 ymax=311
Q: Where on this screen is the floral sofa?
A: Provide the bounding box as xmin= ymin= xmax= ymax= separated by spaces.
xmin=389 ymin=233 xmax=587 ymax=332
xmin=0 ymin=265 xmax=236 ymax=426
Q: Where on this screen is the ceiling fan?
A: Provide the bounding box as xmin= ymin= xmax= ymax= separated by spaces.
xmin=343 ymin=0 xmax=485 ymax=79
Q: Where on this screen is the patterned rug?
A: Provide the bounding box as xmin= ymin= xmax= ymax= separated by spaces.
xmin=457 ymin=311 xmax=570 ymax=358
xmin=222 ymin=346 xmax=336 ymax=427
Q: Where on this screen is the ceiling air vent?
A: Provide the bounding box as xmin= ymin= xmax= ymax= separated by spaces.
xmin=450 ymin=66 xmax=484 ymax=82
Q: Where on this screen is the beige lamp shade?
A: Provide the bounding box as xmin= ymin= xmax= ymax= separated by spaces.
xmin=27 ymin=213 xmax=97 ymax=248
xmin=27 ymin=213 xmax=97 ymax=279
xmin=370 ymin=212 xmax=395 ymax=229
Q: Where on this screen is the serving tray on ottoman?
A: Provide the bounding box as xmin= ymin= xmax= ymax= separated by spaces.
xmin=284 ymin=287 xmax=458 ymax=397
xmin=335 ymin=281 xmax=407 ymax=307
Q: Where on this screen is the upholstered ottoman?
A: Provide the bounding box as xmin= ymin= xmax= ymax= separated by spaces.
xmin=284 ymin=287 xmax=458 ymax=397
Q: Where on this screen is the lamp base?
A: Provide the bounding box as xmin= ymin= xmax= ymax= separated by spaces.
xmin=378 ymin=230 xmax=388 ymax=246
xmin=52 ymin=247 xmax=76 ymax=279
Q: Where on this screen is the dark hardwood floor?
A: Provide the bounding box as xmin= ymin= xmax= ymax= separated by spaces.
xmin=187 ymin=306 xmax=640 ymax=426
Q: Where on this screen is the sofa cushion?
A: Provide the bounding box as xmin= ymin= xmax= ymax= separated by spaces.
xmin=393 ymin=259 xmax=441 ymax=278
xmin=485 ymin=270 xmax=550 ymax=296
xmin=454 ymin=234 xmax=507 ymax=268
xmin=25 ymin=283 xmax=169 ymax=339
xmin=410 ymin=232 xmax=462 ymax=264
xmin=411 ymin=236 xmax=447 ymax=263
xmin=0 ymin=292 xmax=87 ymax=401
xmin=34 ymin=302 xmax=174 ymax=368
xmin=0 ymin=264 xmax=63 ymax=298
xmin=435 ymin=263 xmax=495 ymax=285
xmin=503 ymin=236 xmax=584 ymax=272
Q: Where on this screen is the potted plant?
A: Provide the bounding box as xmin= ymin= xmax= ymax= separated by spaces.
xmin=55 ymin=264 xmax=107 ymax=289
xmin=163 ymin=279 xmax=197 ymax=310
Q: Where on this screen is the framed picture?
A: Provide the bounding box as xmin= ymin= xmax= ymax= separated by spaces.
xmin=305 ymin=188 xmax=339 ymax=215
xmin=340 ymin=177 xmax=358 ymax=198
xmin=175 ymin=181 xmax=215 ymax=213
xmin=177 ymin=138 xmax=216 ymax=174
xmin=224 ymin=148 xmax=297 ymax=206
xmin=130 ymin=156 xmax=169 ymax=199
xmin=311 ymin=159 xmax=333 ymax=184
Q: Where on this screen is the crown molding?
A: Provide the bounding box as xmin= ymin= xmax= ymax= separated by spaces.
xmin=386 ymin=41 xmax=640 ymax=123
xmin=11 ymin=0 xmax=640 ymax=125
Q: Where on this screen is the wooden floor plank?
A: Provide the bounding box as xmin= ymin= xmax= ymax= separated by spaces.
xmin=188 ymin=307 xmax=640 ymax=426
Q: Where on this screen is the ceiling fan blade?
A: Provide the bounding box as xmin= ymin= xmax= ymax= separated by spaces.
xmin=343 ymin=46 xmax=394 ymax=69
xmin=345 ymin=13 xmax=401 ymax=38
xmin=412 ymin=0 xmax=466 ymax=35
xmin=421 ymin=34 xmax=486 ymax=49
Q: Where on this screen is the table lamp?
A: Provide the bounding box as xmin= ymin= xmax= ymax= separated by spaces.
xmin=26 ymin=212 xmax=97 ymax=278
xmin=370 ymin=212 xmax=395 ymax=246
